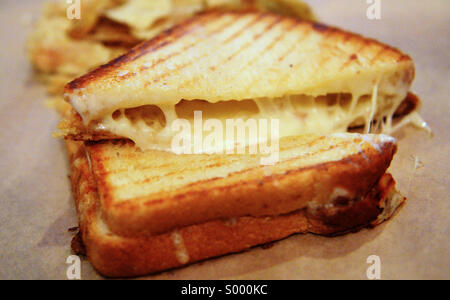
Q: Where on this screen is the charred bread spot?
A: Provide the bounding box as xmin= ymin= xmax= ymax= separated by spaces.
xmin=394 ymin=92 xmax=420 ymax=118
xmin=306 ymin=173 xmax=402 ymax=236
xmin=68 ymin=226 xmax=79 ymax=232
xmin=260 ymin=242 xmax=276 ymax=250
xmin=307 ymin=191 xmax=381 ymax=236
xmin=312 ymin=22 xmax=329 ymax=32
xmin=333 ymin=196 xmax=351 ymax=207
xmin=71 ymin=231 xmax=87 ymax=256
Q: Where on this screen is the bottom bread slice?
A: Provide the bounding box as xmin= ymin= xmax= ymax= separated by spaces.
xmin=67 ymin=140 xmax=405 ymax=278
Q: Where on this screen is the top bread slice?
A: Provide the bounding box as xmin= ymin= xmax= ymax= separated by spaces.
xmin=84 ymin=133 xmax=397 ymax=237
xmin=64 ymin=10 xmax=414 ymax=123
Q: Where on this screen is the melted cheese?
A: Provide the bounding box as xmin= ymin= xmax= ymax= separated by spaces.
xmin=88 ymin=83 xmax=425 ymax=153
xmin=171 ymin=231 xmax=190 ymax=264
xmin=366 ymin=81 xmax=379 ymax=133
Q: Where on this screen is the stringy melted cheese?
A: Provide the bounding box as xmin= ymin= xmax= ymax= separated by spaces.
xmin=88 ymin=84 xmax=428 ymax=152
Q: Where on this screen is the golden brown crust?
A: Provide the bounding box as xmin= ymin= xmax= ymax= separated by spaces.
xmin=57 ymin=108 xmax=122 ymax=141
xmin=67 ymin=140 xmax=404 ymax=277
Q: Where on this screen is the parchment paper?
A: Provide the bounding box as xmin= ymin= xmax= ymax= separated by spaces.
xmin=0 ymin=0 xmax=448 ymax=279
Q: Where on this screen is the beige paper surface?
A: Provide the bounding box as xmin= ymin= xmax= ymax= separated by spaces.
xmin=0 ymin=0 xmax=448 ymax=279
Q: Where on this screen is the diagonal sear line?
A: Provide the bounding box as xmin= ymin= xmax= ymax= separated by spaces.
xmin=167 ymin=13 xmax=275 ymax=88
xmin=146 ymin=13 xmax=268 ymax=86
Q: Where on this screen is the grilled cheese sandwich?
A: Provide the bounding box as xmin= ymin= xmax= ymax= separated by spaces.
xmin=58 ymin=10 xmax=422 ymax=277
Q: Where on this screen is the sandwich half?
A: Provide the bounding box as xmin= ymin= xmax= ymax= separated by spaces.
xmin=59 ymin=10 xmax=427 ymax=152
xmin=67 ymin=133 xmax=405 ymax=277
xmin=59 ymin=11 xmax=415 ymax=278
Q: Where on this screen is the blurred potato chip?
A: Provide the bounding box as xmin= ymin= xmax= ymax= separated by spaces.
xmin=27 ymin=2 xmax=113 ymax=76
xmin=41 ymin=1 xmax=67 ymax=18
xmin=172 ymin=0 xmax=205 ymax=15
xmin=131 ymin=18 xmax=177 ymax=40
xmin=207 ymin=0 xmax=315 ymax=20
xmin=258 ymin=0 xmax=316 ymax=20
xmin=38 ymin=73 xmax=75 ymax=95
xmin=206 ymin=0 xmax=241 ymax=8
xmin=68 ymin=0 xmax=116 ymax=39
xmin=87 ymin=17 xmax=139 ymax=47
xmin=45 ymin=96 xmax=72 ymax=116
xmin=28 ymin=27 xmax=112 ymax=76
xmin=105 ymin=0 xmax=172 ymax=30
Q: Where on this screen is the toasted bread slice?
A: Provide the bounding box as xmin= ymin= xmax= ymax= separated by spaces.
xmin=65 ymin=10 xmax=414 ymax=121
xmin=76 ymin=133 xmax=397 ymax=237
xmin=62 ymin=11 xmax=423 ymax=151
xmin=67 ymin=139 xmax=405 ymax=277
